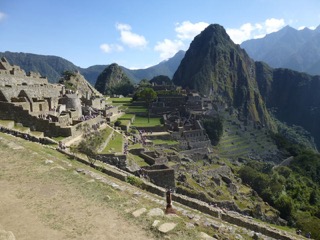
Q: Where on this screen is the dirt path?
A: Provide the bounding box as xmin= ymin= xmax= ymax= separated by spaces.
xmin=0 ymin=134 xmax=154 ymax=240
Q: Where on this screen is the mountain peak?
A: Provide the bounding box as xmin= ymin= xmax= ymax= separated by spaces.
xmin=95 ymin=63 xmax=132 ymax=95
xmin=196 ymin=24 xmax=232 ymax=44
xmin=173 ymin=23 xmax=272 ymax=127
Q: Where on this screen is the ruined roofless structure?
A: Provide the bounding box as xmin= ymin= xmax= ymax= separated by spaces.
xmin=0 ymin=57 xmax=48 ymax=86
xmin=0 ymin=58 xmax=106 ymax=138
xmin=0 ymin=57 xmax=63 ymax=115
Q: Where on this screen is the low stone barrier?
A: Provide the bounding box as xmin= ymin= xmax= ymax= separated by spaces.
xmin=56 ymin=148 xmax=128 ymax=182
xmin=221 ymin=213 xmax=293 ymax=240
xmin=55 ymin=146 xmax=295 ymax=240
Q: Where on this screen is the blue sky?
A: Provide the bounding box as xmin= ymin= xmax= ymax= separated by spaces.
xmin=1 ymin=0 xmax=320 ymax=69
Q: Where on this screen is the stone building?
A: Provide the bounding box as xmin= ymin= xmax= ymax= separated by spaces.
xmin=0 ymin=58 xmax=107 ymax=137
xmin=0 ymin=57 xmax=48 ymax=85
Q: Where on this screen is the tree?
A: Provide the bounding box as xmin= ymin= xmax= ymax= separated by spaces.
xmin=138 ymin=87 xmax=157 ymax=123
xmin=202 ymin=116 xmax=223 ymax=145
xmin=69 ymin=144 xmax=77 ymax=159
xmin=61 ymin=70 xmax=76 ymax=80
xmin=110 ymin=82 xmax=134 ymax=96
xmin=77 ymin=139 xmax=97 ymax=166
xmin=274 ymin=194 xmax=294 ymax=220
xmin=309 ymin=189 xmax=319 ymax=205
xmin=77 ymin=129 xmax=104 ymax=166
xmin=139 ymin=79 xmax=151 ymax=87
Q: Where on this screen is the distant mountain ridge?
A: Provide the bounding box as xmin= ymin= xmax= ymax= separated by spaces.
xmin=241 ymin=25 xmax=320 ymax=75
xmin=0 ymin=51 xmax=185 ymax=84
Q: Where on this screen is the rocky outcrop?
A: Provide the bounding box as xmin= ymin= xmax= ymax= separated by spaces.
xmin=60 ymin=71 xmax=102 ymax=98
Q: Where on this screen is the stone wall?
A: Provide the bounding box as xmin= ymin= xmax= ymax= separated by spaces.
xmin=0 ymin=84 xmax=62 ymax=102
xmin=31 ymin=101 xmax=49 ymax=113
xmin=188 ymin=140 xmax=211 ymax=149
xmin=141 ymin=165 xmax=175 ymax=189
xmin=180 ymin=147 xmax=209 ymax=160
xmin=54 ymin=146 xmax=294 ymax=240
xmin=97 ymin=153 xmax=127 ymax=170
xmin=139 ymin=152 xmax=156 ymax=165
xmin=135 ymin=125 xmax=167 ymax=132
xmin=0 ymin=71 xmax=48 ymax=86
xmin=57 ymin=148 xmax=128 ymax=182
xmin=0 ymin=101 xmax=72 ymax=137
xmin=0 ymin=57 xmax=48 ymax=86
xmin=88 ymin=97 xmax=106 ymax=109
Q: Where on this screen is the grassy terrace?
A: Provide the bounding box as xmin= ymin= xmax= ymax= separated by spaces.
xmin=101 ymin=130 xmax=123 ymax=154
xmin=131 ymin=116 xmax=162 ymax=127
xmin=127 ymin=153 xmax=149 ymax=167
xmin=101 ymin=126 xmax=114 ymax=138
xmin=119 ymin=113 xmax=135 ymax=120
xmin=126 ymin=105 xmax=147 ymax=113
xmin=217 ymin=116 xmax=278 ymax=158
xmin=119 ymin=119 xmax=131 ymax=126
xmin=109 ymin=97 xmax=132 ymax=103
xmin=152 ymin=139 xmax=179 ymax=145
xmin=128 ymin=142 xmax=143 ymax=149
xmin=0 ymin=119 xmax=14 ymax=127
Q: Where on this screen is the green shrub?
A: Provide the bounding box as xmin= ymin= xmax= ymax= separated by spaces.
xmin=114 ymin=120 xmax=122 ymax=127
xmin=126 ymin=176 xmax=144 ymax=188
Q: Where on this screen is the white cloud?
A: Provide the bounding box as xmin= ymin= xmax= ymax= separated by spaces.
xmin=100 ymin=43 xmax=123 ymax=53
xmin=227 ymin=23 xmax=255 ymax=44
xmin=0 ymin=12 xmax=6 ymax=22
xmin=298 ymin=26 xmax=316 ymax=30
xmin=154 ymin=39 xmax=185 ymax=60
xmin=154 ymin=21 xmax=209 ymax=60
xmin=265 ymin=18 xmax=285 ymax=34
xmin=175 ymin=21 xmax=209 ymax=40
xmin=116 ymin=23 xmax=131 ymax=31
xmin=227 ymin=18 xmax=286 ymax=44
xmin=116 ymin=23 xmax=148 ymax=48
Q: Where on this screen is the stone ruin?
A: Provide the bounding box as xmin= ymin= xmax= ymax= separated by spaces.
xmin=0 ymin=57 xmax=48 ymax=85
xmin=0 ymin=57 xmax=118 ymax=138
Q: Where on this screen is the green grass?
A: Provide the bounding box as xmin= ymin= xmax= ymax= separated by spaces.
xmin=127 ymin=153 xmax=149 ymax=167
xmin=50 ymin=136 xmax=65 ymax=142
xmin=118 ymin=105 xmax=128 ymax=111
xmin=152 ymin=139 xmax=178 ymax=145
xmin=13 ymin=125 xmax=30 ymax=133
xmin=119 ymin=120 xmax=131 ymax=127
xmin=120 ymin=119 xmax=131 ymax=124
xmin=131 ymin=116 xmax=162 ymax=127
xmin=128 ymin=143 xmax=143 ymax=149
xmin=120 ymin=113 xmax=135 ymax=118
xmin=30 ymin=131 xmax=44 ymax=137
xmin=102 ymin=126 xmax=114 ymax=137
xmin=0 ymin=120 xmax=14 ymax=127
xmin=101 ymin=131 xmax=123 ymax=153
xmin=126 ymin=105 xmax=147 ymax=113
xmin=110 ymin=97 xmax=132 ymax=103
